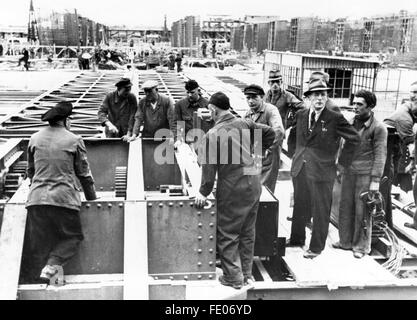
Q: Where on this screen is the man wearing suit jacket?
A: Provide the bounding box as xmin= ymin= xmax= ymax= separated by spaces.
xmin=288 ymin=79 xmax=360 ymax=259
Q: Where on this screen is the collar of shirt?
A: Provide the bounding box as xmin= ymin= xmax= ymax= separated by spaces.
xmin=309 ymin=107 xmax=324 ymax=123
xmin=187 ymin=95 xmax=203 ymax=108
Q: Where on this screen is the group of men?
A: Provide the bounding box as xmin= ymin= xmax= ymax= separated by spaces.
xmin=20 ymin=66 xmax=417 ymax=291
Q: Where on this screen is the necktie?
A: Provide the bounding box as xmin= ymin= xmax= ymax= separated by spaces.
xmin=310 ymin=111 xmax=316 ymax=131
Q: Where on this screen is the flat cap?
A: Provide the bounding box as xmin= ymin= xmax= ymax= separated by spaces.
xmin=41 ymin=101 xmax=73 ymax=122
xmin=243 ymin=84 xmax=265 ymax=96
xmin=208 ymin=92 xmax=230 ymax=110
xmin=115 ymin=77 xmax=132 ymax=88
xmin=142 ymin=80 xmax=159 ymax=89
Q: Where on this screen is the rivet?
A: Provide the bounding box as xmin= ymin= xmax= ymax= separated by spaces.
xmin=108 ymin=203 xmax=112 ymax=208
xmin=209 ymin=248 xmax=214 ymax=253
xmin=189 ymin=202 xmax=194 ymax=206
xmin=179 ymin=202 xmax=183 ymax=207
xmin=209 ymin=223 xmax=214 ymax=227
xmin=197 ymin=262 xmax=202 ymax=266
xmin=85 ymin=203 xmax=90 ymax=208
xmin=198 ymin=223 xmax=203 ymax=228
xmin=159 ymin=203 xmax=163 ymax=207
xmin=169 ymin=276 xmax=174 ymax=280
xmin=148 ymin=203 xmax=152 ymax=207
xmin=198 ymin=236 xmax=202 ymax=240
xmin=100 ymin=187 xmax=103 ymax=191
xmin=97 ymin=203 xmax=101 ymax=208
xmin=118 ymin=203 xmax=123 ymax=207
xmin=209 ymin=235 xmax=214 ymax=240
xmin=184 ymin=276 xmax=188 ymax=280
xmin=154 ymin=276 xmax=158 ymax=280
xmin=197 ymin=211 xmax=201 ymax=216
xmin=209 ymin=261 xmax=213 ymax=266
xmin=209 ymin=275 xmax=213 ymax=279
xmin=169 ymin=202 xmax=174 ymax=207
xmin=211 ymin=211 xmax=215 ymax=216
xmin=198 ymin=275 xmax=202 ymax=279
xmin=198 ymin=249 xmax=202 ymax=253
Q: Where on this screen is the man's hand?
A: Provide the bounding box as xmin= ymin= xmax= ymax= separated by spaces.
xmin=127 ymin=134 xmax=138 ymax=142
xmin=194 ymin=192 xmax=207 ymax=209
xmin=369 ymin=181 xmax=380 ymax=192
xmin=121 ymin=133 xmax=132 ymax=142
xmin=106 ymin=121 xmax=119 ymax=135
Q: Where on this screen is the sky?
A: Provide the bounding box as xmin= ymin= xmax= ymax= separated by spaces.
xmin=1 ymin=0 xmax=416 ymax=27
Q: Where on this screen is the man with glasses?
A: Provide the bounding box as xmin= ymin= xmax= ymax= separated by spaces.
xmin=334 ymin=90 xmax=387 ymax=259
xmin=287 ymin=79 xmax=360 ymax=259
xmin=243 ymin=84 xmax=284 ymax=192
xmin=172 ymin=80 xmax=210 ymax=148
xmin=98 ymin=78 xmax=138 ymax=141
xmin=130 ymin=80 xmax=175 ymax=139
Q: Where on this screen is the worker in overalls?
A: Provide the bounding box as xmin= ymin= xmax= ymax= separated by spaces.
xmin=195 ymin=92 xmax=275 ymax=289
xmin=243 ymin=84 xmax=284 ymax=193
xmin=334 ymin=90 xmax=387 ymax=259
xmin=22 ymin=101 xmax=97 ymax=283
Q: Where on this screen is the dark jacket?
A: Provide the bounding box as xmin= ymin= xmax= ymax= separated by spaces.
xmin=173 ymin=95 xmax=209 ymax=140
xmin=133 ymin=93 xmax=175 ymax=138
xmin=98 ymin=90 xmax=137 ymax=137
xmin=347 ymin=113 xmax=387 ymax=181
xmin=26 ymin=125 xmax=97 ymax=211
xmin=384 ymin=101 xmax=417 ymax=145
xmin=291 ymin=107 xmax=360 ymax=182
xmin=264 ymin=88 xmax=304 ymax=129
xmin=198 ymin=113 xmax=276 ymax=197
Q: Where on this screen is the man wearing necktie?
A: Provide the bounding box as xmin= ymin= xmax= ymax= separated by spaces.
xmin=287 ymin=79 xmax=360 ymax=259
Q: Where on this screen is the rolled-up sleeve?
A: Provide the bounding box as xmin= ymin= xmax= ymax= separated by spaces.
xmin=132 ymin=99 xmax=145 ymax=136
xmin=26 ymin=141 xmax=35 ymax=181
xmin=371 ymin=124 xmax=388 ymax=181
xmin=267 ymin=106 xmax=285 ymax=147
xmin=198 ymin=133 xmax=217 ymax=197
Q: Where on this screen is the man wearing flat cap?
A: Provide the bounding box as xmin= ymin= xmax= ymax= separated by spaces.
xmin=195 ymin=92 xmax=276 ymax=289
xmin=288 ymin=79 xmax=360 ymax=259
xmin=264 ymin=69 xmax=304 ymax=130
xmin=130 ymin=80 xmax=175 ymax=139
xmin=22 ymin=101 xmax=97 ymax=283
xmin=98 ymin=77 xmax=138 ymax=141
xmin=172 ymin=79 xmax=210 ymax=147
xmin=243 ymin=84 xmax=284 ymax=192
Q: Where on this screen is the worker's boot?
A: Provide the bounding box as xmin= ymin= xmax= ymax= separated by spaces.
xmin=40 ymin=265 xmax=64 ymax=286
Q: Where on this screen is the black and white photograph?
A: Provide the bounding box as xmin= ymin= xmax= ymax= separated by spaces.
xmin=0 ymin=0 xmax=417 ymax=306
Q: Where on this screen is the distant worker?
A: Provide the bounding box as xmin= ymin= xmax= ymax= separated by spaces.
xmin=195 ymin=92 xmax=276 ymax=289
xmin=17 ymin=47 xmax=29 ymax=71
xmin=201 ymin=41 xmax=207 ymax=58
xmin=211 ymin=39 xmax=217 ymax=58
xmin=335 ymin=90 xmax=387 ymax=259
xmin=383 ymin=81 xmax=417 ymax=227
xmin=98 ymin=78 xmax=138 ymax=141
xmin=243 ymin=84 xmax=285 ymax=192
xmin=287 ymin=79 xmax=360 ymax=259
xmin=22 ymin=101 xmax=97 ymax=283
xmin=173 ymin=79 xmax=210 ymax=147
xmin=175 ymin=53 xmax=182 ymax=72
xmin=264 ymin=70 xmax=304 ymax=130
xmin=130 ymin=80 xmax=175 ymax=139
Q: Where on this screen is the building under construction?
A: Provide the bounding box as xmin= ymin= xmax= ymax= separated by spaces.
xmin=37 ymin=11 xmax=109 ymax=47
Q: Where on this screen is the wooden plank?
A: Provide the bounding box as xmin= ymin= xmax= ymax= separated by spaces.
xmin=283 ymin=246 xmax=398 ymax=288
xmin=393 ymin=208 xmax=417 ymax=245
xmin=0 ymin=203 xmax=27 ymax=300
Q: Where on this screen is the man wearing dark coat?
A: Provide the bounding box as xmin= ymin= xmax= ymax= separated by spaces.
xmin=287 ymin=79 xmax=360 ymax=259
xmin=195 ymin=92 xmax=275 ymax=289
xmin=22 ymin=101 xmax=97 ymax=283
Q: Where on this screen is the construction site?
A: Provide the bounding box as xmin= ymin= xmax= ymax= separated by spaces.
xmin=1 ymin=0 xmax=417 ymax=302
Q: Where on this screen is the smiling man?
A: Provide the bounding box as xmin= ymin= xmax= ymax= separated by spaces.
xmin=334 ymin=90 xmax=387 ymax=258
xmin=287 ymin=79 xmax=360 ymax=259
